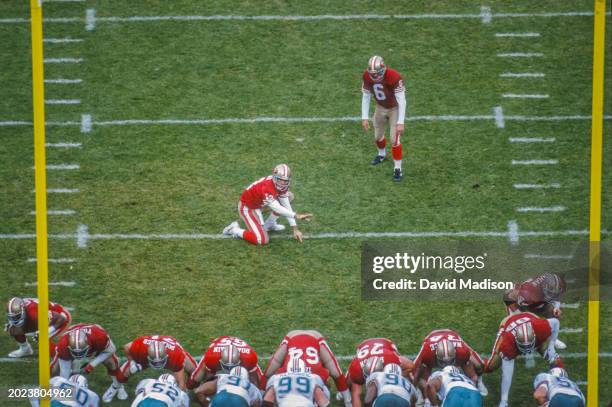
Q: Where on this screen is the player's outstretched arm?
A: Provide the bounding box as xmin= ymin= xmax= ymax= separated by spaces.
xmin=194 ymin=379 xmax=217 ymax=407
xmin=174 ymin=368 xmax=187 ymax=390
xmin=314 ymin=386 xmax=330 ymax=407
xmin=262 ymin=387 xmax=275 ymax=407
xmin=533 ymin=385 xmax=548 ymax=406
xmin=363 ymin=381 xmax=377 ymax=407
xmin=499 ymin=358 xmax=515 ymax=407
xmin=425 ymin=376 xmax=441 ymax=406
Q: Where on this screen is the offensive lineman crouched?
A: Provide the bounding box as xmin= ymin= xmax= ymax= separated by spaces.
xmin=223 ymin=164 xmax=313 ymax=245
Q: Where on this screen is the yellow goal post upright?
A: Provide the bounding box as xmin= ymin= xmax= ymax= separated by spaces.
xmin=30 ymin=0 xmax=51 ymax=406
xmin=587 ymin=0 xmax=606 ymax=406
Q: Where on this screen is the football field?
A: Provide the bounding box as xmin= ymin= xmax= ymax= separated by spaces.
xmin=1 ymin=1 xmax=611 ymax=405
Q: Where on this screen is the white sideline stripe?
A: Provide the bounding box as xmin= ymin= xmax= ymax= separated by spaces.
xmin=27 ymin=258 xmax=76 ymax=263
xmin=516 ymin=206 xmax=566 ymax=212
xmin=512 ymin=159 xmax=558 ymax=165
xmin=561 ymin=303 xmax=580 ymax=309
xmin=507 ymin=220 xmax=519 ymax=245
xmin=497 ymin=52 xmax=543 ymax=57
xmin=0 ymin=10 xmax=606 ymax=26
xmin=495 ymin=32 xmax=540 ymax=37
xmin=77 ymin=224 xmax=89 ymax=248
xmin=43 ymin=58 xmax=83 ymax=63
xmin=0 ymin=352 xmax=609 ymax=364
xmin=24 ymin=281 xmax=76 ymax=287
xmin=566 ymin=278 xmax=577 ymax=284
xmin=45 ymin=99 xmax=81 ymax=105
xmin=502 ymin=93 xmax=549 ymax=99
xmin=81 ymin=114 xmax=92 ymax=133
xmin=45 ymin=78 xmax=82 ymax=84
xmin=524 ymin=253 xmax=573 ymax=259
xmin=2 ymin=114 xmax=612 ymax=128
xmin=500 ymin=72 xmax=545 ymax=78
xmin=30 ymin=210 xmax=76 ymax=216
xmin=1 ymin=229 xmax=606 ymax=245
xmin=32 ymin=188 xmax=80 ymax=193
xmin=33 ymin=164 xmax=80 ymax=170
xmin=494 ymin=106 xmax=505 ymax=128
xmin=65 ymin=307 xmax=76 ymax=312
xmin=559 ymin=328 xmax=583 ymax=334
xmin=509 ymin=137 xmax=555 ymax=142
xmin=86 ymin=9 xmax=96 ymax=31
xmin=514 ymin=183 xmax=561 ymax=189
xmin=576 ymin=381 xmax=587 ymax=386
xmin=43 ymin=38 xmax=83 ymax=43
xmin=480 ymin=6 xmax=492 ymax=24
xmin=46 ymin=142 xmax=82 ymax=148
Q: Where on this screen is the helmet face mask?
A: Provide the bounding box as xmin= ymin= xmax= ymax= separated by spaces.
xmin=230 ymin=366 xmax=250 ymax=381
xmin=7 ymin=297 xmax=26 ymax=327
xmin=383 ymin=363 xmax=402 ymax=376
xmin=147 ymin=341 xmax=169 ymax=369
xmin=367 ymin=55 xmax=386 ymax=82
xmin=272 ymin=164 xmax=291 ymax=193
xmin=68 ymin=330 xmax=90 ymax=359
xmin=435 ymin=339 xmax=456 ymax=368
xmin=550 ymin=367 xmax=568 ymax=378
xmin=158 ymin=373 xmax=177 ymax=385
xmin=288 ymin=357 xmax=307 ymax=374
xmin=361 ymin=356 xmax=384 ymax=379
xmin=513 ymin=323 xmax=536 ymax=354
xmin=69 ymin=374 xmax=88 ymax=389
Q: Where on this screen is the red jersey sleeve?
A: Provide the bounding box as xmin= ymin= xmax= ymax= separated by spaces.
xmin=498 ymin=332 xmax=519 ymax=360
xmin=89 ymin=326 xmax=110 ymax=354
xmin=129 ymin=337 xmax=148 ymax=365
xmin=241 ymin=347 xmax=258 ymax=371
xmin=57 ymin=335 xmax=72 ymax=360
xmin=166 ymin=347 xmax=186 ymax=372
xmin=533 ymin=318 xmax=552 ymax=344
xmin=347 ymin=358 xmax=364 ymax=385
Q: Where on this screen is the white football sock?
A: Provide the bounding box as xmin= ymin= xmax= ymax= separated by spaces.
xmin=378 ymin=148 xmax=386 ymax=157
xmin=394 ymin=160 xmax=402 ymax=170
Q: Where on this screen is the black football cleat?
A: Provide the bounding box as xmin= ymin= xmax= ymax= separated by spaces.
xmin=393 ymin=168 xmax=403 ymax=182
xmin=371 ymin=155 xmax=385 ymax=165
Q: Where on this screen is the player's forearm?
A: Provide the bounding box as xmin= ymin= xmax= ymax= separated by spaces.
xmin=267 ymin=200 xmax=296 ymax=219
xmin=59 ymin=359 xmax=72 ymax=378
xmin=89 ymin=350 xmax=112 ymax=367
xmin=395 ymin=90 xmax=406 ymax=124
xmin=278 ymin=196 xmax=297 ymax=227
xmin=361 ymin=91 xmax=371 ymax=119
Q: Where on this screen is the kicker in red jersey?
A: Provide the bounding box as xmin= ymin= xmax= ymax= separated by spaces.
xmin=128 ymin=335 xmax=188 ymax=372
xmin=362 ymin=68 xmax=405 ymax=109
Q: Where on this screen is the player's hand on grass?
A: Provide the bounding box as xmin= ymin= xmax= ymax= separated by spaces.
xmin=553 ymin=307 xmax=562 ymax=318
xmin=81 ymin=364 xmax=94 ymax=374
xmin=292 ymin=228 xmax=304 ymax=242
xmin=296 ymin=213 xmax=313 ymax=221
xmin=362 ymin=119 xmax=370 ymax=131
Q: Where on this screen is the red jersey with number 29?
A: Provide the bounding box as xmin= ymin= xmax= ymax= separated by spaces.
xmin=362 ymin=68 xmax=405 ymax=109
xmin=347 ymin=338 xmax=402 ymax=385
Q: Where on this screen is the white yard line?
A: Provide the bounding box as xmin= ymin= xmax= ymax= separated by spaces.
xmin=24 ymin=281 xmax=76 ymax=287
xmin=32 ymin=188 xmax=80 ymax=194
xmin=516 ymin=206 xmax=566 ymax=212
xmin=43 ymin=38 xmax=83 ymax=43
xmin=27 ymin=258 xmax=76 ymax=263
xmin=509 ymin=137 xmax=555 ymax=142
xmin=495 ymin=32 xmax=540 ymax=37
xmin=45 ymin=99 xmax=81 ymax=105
xmin=46 ymin=142 xmax=82 ymax=148
xmin=512 ymin=159 xmax=558 ymax=165
xmin=44 ymin=0 xmax=86 ymax=2
xmin=514 ymin=183 xmax=561 ymax=189
xmin=497 ymin=52 xmax=544 ymax=58
xmin=77 ymin=224 xmax=89 ymax=249
xmin=30 ymin=210 xmax=76 ymax=215
xmin=81 ymin=114 xmax=92 ymax=133
xmin=34 ymin=164 xmax=80 ymax=170
xmin=559 ymin=328 xmax=583 ymax=334
xmin=502 ymin=93 xmax=549 ymax=99
xmin=1 ymin=114 xmax=611 ymax=128
xmin=507 ymin=220 xmax=519 ymax=245
xmin=480 ymin=6 xmax=492 ymax=24
xmin=524 ymin=253 xmax=573 ymax=259
xmin=0 ymin=10 xmax=608 ymax=26
xmin=494 ymin=106 xmax=505 ymax=128
xmin=560 ymin=303 xmax=580 ymax=309
xmin=45 ymin=78 xmax=82 ymax=84
xmin=43 ymin=58 xmax=83 ymax=63
xmin=499 ymin=72 xmax=545 ymax=78
xmin=85 ymin=9 xmax=96 ymax=31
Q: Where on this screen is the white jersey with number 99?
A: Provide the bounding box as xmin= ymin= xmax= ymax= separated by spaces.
xmin=267 ymin=372 xmax=328 ymax=407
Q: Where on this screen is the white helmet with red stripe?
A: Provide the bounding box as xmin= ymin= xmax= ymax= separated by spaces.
xmin=361 ymin=356 xmax=384 ymax=379
xmin=68 ymin=329 xmax=90 ymax=359
xmin=367 ymin=55 xmax=386 ymax=82
xmin=69 ymin=374 xmax=89 ymax=389
xmin=287 ymin=357 xmax=307 ymax=374
xmin=513 ymin=322 xmax=536 ymax=354
xmin=220 ymin=343 xmax=241 ymax=371
xmin=383 ymin=363 xmax=402 ymax=376
xmin=7 ymin=297 xmax=26 ymax=327
xmin=435 ymin=339 xmax=456 ymax=367
xmin=230 ymin=366 xmax=250 ymax=381
xmin=272 ymin=164 xmax=291 ymax=193
xmin=147 ymin=340 xmax=169 ymax=369
xmin=158 ymin=373 xmax=177 ymax=385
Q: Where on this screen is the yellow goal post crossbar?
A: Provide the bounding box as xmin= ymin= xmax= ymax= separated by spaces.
xmin=587 ymin=0 xmax=606 ymax=406
xmin=30 ymin=0 xmax=51 ymax=406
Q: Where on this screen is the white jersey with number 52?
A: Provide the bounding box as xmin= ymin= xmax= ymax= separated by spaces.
xmin=131 ymin=379 xmax=189 ymax=407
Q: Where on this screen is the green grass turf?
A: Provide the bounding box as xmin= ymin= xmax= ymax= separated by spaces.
xmin=1 ymin=0 xmax=611 ymax=405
